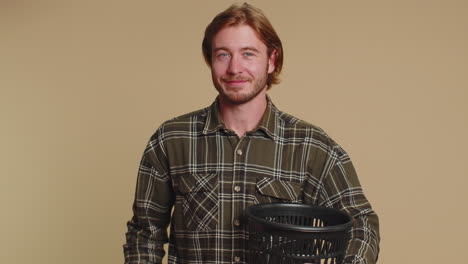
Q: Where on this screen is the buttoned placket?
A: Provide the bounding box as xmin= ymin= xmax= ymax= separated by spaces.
xmin=232 ymin=134 xmax=247 ymax=264
xmin=233 ymin=139 xmax=244 ymax=228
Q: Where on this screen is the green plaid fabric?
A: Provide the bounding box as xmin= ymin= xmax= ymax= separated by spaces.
xmin=124 ymin=95 xmax=380 ymax=264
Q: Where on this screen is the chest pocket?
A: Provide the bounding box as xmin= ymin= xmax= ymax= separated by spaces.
xmin=255 ymin=177 xmax=303 ymax=204
xmin=178 ymin=172 xmax=219 ymax=231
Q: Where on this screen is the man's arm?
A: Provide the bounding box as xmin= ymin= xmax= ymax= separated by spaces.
xmin=124 ymin=134 xmax=174 ymax=264
xmin=319 ymin=146 xmax=380 ymax=264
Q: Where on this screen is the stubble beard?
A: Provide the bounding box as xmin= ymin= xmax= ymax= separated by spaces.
xmin=213 ymin=69 xmax=269 ymax=105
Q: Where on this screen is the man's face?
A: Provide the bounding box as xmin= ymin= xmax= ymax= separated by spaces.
xmin=211 ymin=24 xmax=275 ymax=105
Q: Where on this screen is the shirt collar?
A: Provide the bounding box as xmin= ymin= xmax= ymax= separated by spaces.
xmin=203 ymin=95 xmax=279 ymax=141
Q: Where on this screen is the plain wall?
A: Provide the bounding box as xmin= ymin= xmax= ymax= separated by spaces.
xmin=1 ymin=0 xmax=467 ymax=263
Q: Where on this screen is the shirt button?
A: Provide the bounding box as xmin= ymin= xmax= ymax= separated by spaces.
xmin=234 ymin=219 xmax=241 ymax=226
xmin=234 ymin=256 xmax=241 ymax=262
xmin=236 ymin=149 xmax=243 ymax=156
xmin=234 ymin=185 xmax=241 ymax=192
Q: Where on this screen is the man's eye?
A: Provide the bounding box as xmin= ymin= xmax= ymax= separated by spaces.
xmin=217 ymin=53 xmax=229 ymax=58
xmin=244 ymin=52 xmax=254 ymax=57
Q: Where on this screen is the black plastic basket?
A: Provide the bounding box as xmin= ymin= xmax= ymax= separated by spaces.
xmin=246 ymin=203 xmax=353 ymax=264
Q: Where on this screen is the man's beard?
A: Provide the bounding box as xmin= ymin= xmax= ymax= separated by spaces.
xmin=213 ymin=70 xmax=268 ymax=105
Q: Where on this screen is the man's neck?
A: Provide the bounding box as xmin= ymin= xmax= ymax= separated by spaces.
xmin=218 ymin=91 xmax=268 ymax=138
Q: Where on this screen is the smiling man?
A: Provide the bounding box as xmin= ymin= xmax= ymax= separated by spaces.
xmin=124 ymin=3 xmax=380 ymax=264
xmin=210 ymin=24 xmax=275 ymax=137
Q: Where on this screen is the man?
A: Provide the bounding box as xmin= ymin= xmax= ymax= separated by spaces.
xmin=124 ymin=3 xmax=380 ymax=264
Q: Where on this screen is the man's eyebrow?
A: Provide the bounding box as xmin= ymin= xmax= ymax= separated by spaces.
xmin=240 ymin=47 xmax=260 ymax=53
xmin=212 ymin=47 xmax=260 ymax=53
xmin=213 ymin=47 xmax=229 ymax=53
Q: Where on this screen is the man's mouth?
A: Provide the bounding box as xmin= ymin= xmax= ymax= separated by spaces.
xmin=227 ymin=80 xmax=247 ymax=84
xmin=223 ymin=78 xmax=250 ymax=86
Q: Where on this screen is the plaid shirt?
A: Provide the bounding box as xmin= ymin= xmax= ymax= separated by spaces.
xmin=124 ymin=95 xmax=380 ymax=264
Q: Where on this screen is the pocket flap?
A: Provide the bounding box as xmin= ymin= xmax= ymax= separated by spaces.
xmin=179 ymin=173 xmax=218 ymax=194
xmin=256 ymin=177 xmax=303 ymax=200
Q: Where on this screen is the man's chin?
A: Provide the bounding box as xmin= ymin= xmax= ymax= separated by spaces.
xmin=219 ymin=93 xmax=250 ymax=105
xmin=215 ymin=82 xmax=266 ymax=105
xmin=221 ymin=90 xmax=266 ymax=105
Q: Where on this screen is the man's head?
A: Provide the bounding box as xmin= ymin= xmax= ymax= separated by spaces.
xmin=202 ymin=3 xmax=283 ymax=94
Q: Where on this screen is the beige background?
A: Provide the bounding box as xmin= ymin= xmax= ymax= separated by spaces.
xmin=1 ymin=0 xmax=467 ymax=263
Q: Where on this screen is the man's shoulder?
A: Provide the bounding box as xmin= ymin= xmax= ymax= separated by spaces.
xmin=275 ymin=110 xmax=343 ymax=153
xmin=153 ymin=107 xmax=210 ymax=135
xmin=167 ymin=107 xmax=210 ymax=123
xmin=276 ymin=109 xmax=327 ymax=136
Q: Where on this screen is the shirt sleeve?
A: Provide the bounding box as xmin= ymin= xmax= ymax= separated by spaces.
xmin=123 ymin=132 xmax=175 ymax=264
xmin=318 ymin=145 xmax=380 ymax=264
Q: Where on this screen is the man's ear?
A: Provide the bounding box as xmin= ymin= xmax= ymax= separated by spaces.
xmin=267 ymin=49 xmax=277 ymax=74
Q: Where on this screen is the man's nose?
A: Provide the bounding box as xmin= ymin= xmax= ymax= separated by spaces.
xmin=227 ymin=55 xmax=242 ymax=75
